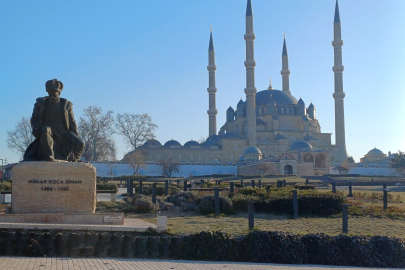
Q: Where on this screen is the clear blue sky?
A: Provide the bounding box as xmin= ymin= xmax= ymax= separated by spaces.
xmin=0 ymin=0 xmax=404 ymax=164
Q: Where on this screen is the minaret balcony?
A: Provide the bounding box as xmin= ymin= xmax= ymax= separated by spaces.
xmin=332 ymin=40 xmax=344 ymax=47
xmin=332 ymin=66 xmax=344 ymax=72
xmin=333 ymin=92 xmax=345 ymax=99
xmin=244 ymin=60 xmax=256 ymax=68
xmin=244 ymin=33 xmax=256 ymax=41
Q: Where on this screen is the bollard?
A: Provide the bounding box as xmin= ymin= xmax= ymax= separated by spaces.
xmin=240 ymin=180 xmax=244 ymax=187
xmin=283 ymin=180 xmax=287 ymax=187
xmin=129 ymin=180 xmax=134 ymax=198
xmin=230 ymin=182 xmax=234 ymax=193
xmin=183 ymin=180 xmax=188 ymax=192
xmin=292 ymin=190 xmax=298 ymax=219
xmin=348 ymin=182 xmax=353 ymax=197
xmin=201 ymin=179 xmax=204 ymax=186
xmin=126 ymin=179 xmax=130 ymax=194
xmin=248 ymin=200 xmax=255 ymax=230
xmin=214 ymin=187 xmax=220 ymax=217
xmin=332 ymin=182 xmax=336 ymax=193
xmin=342 ymin=204 xmax=351 ymax=233
xmin=176 ymin=180 xmax=180 ymax=188
xmin=266 ymin=185 xmax=271 ymax=193
xmin=251 ymin=180 xmax=255 ymax=188
xmin=258 ymin=180 xmax=262 ymax=188
xmin=139 ymin=180 xmax=143 ymax=195
xmin=152 ymin=183 xmax=157 ymax=204
xmin=305 ymin=178 xmax=309 ymax=185
xmin=165 ymin=180 xmax=169 ymax=196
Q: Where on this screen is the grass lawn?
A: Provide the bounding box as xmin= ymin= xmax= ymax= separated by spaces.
xmin=130 ymin=211 xmax=405 ymax=238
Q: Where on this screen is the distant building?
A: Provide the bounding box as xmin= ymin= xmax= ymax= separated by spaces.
xmin=131 ymin=1 xmax=348 ymax=176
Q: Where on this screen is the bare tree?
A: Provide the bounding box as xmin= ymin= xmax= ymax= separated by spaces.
xmin=78 ymin=106 xmax=116 ymax=162
xmin=105 ymin=160 xmax=117 ymax=182
xmin=7 ymin=116 xmax=35 ymax=157
xmin=123 ymin=150 xmax=145 ymax=175
xmin=335 ymin=166 xmax=349 ymax=175
xmin=159 ymin=157 xmax=180 ymax=177
xmin=257 ymin=162 xmax=271 ymax=175
xmin=116 ymin=113 xmax=158 ymax=150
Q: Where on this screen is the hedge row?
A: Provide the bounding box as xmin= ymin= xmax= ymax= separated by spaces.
xmin=232 ymin=187 xmax=345 ymax=216
xmin=96 ymin=183 xmax=118 ymax=191
xmin=0 ymin=230 xmax=404 ymax=267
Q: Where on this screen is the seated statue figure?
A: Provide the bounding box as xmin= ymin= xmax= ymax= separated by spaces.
xmin=24 ymin=79 xmax=84 ymax=162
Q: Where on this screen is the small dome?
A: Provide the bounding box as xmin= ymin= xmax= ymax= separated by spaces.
xmin=143 ymin=139 xmax=162 ymax=147
xmin=227 ymin=106 xmax=235 ymax=112
xmin=367 ymin=148 xmax=385 ymax=156
xmin=290 ymin=141 xmax=313 ymax=150
xmin=206 ymin=134 xmax=220 ymax=142
xmin=184 ymin=140 xmax=200 ymax=147
xmin=237 ymin=99 xmax=245 ymax=107
xmin=202 ymin=140 xmax=219 ymax=147
xmin=297 ymin=98 xmax=305 ymax=106
xmin=220 ymin=132 xmax=241 ymax=139
xmin=308 ymin=102 xmax=315 ymax=110
xmin=164 ymin=139 xmax=182 ymax=147
xmin=244 ymin=146 xmax=262 ymax=154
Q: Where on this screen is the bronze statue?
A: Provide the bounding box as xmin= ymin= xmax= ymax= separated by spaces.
xmin=24 ymin=79 xmax=84 ymax=162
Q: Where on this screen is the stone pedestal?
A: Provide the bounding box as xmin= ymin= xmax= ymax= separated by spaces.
xmin=11 ymin=161 xmax=96 ymax=214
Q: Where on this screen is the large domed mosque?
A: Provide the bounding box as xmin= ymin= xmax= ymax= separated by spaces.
xmin=135 ymin=0 xmax=348 ymax=176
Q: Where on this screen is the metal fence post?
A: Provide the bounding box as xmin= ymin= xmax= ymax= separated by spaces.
xmin=183 ymin=180 xmax=188 ymax=192
xmin=248 ymin=200 xmax=255 ymax=230
xmin=383 ymin=189 xmax=389 ymax=210
xmin=126 ymin=179 xmax=130 ymax=194
xmin=332 ymin=182 xmax=336 ymax=193
xmin=129 ymin=179 xmax=134 ymax=198
xmin=258 ymin=180 xmax=261 ymax=188
xmin=292 ymin=190 xmax=298 ymax=219
xmin=139 ymin=179 xmax=143 ymax=195
xmin=251 ymin=180 xmax=255 ymax=188
xmin=348 ymin=182 xmax=353 ymax=197
xmin=230 ymin=182 xmax=234 ymax=193
xmin=165 ymin=180 xmax=169 ymax=196
xmin=214 ymin=187 xmax=220 ymax=217
xmin=152 ymin=183 xmax=157 ymax=204
xmin=342 ymin=204 xmax=351 ymax=233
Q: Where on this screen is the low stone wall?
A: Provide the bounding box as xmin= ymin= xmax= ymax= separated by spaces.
xmin=0 ymin=230 xmax=404 ymax=268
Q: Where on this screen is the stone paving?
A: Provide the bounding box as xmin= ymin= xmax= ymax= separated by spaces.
xmin=0 ymin=258 xmax=391 ymax=270
xmin=0 ymin=218 xmax=161 ymax=232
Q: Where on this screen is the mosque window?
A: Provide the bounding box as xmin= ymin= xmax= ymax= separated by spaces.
xmin=291 ymin=107 xmax=295 ymax=115
xmin=281 ymin=107 xmax=284 ymax=114
xmin=285 ymin=156 xmax=288 ymax=159
xmin=264 ymin=107 xmax=267 ymax=114
xmin=286 ymin=107 xmax=290 ymax=115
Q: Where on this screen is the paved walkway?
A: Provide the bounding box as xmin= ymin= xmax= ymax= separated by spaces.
xmin=0 ymin=258 xmax=391 ymax=270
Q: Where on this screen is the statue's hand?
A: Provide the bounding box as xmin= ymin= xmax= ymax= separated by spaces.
xmin=32 ymin=127 xmax=40 ymax=138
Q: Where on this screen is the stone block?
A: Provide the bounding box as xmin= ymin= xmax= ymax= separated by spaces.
xmin=11 ymin=161 xmax=96 ymax=214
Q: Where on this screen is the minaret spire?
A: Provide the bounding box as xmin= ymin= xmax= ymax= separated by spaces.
xmin=332 ymin=0 xmax=348 ymax=162
xmin=244 ymin=0 xmax=257 ymax=146
xmin=207 ymin=29 xmax=218 ymax=136
xmin=281 ymin=34 xmax=291 ymax=95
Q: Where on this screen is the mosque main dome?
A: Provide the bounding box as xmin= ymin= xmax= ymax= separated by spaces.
xmin=256 ymin=89 xmax=298 ymax=106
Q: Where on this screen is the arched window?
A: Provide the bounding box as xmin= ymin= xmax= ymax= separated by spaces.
xmin=258 ymin=107 xmax=262 ymax=115
xmin=280 ymin=107 xmax=284 ymax=114
xmin=264 ymin=107 xmax=267 ymax=114
xmin=286 ymin=107 xmax=290 ymax=115
xmin=291 ymin=107 xmax=295 ymax=115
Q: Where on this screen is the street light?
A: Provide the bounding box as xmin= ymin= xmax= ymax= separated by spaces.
xmin=0 ymin=159 xmax=3 ymax=183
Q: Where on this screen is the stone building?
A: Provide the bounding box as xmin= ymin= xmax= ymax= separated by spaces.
xmin=135 ymin=0 xmax=348 ymax=176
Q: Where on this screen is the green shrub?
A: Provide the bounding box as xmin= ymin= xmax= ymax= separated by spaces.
xmin=96 ymin=183 xmax=118 ymax=192
xmin=197 ymin=196 xmax=234 ymax=215
xmin=0 ymin=182 xmax=11 ymax=191
xmin=293 ymin=184 xmax=316 ymax=190
xmin=232 ymin=188 xmax=345 ymax=216
xmin=131 ymin=195 xmax=159 ymax=213
xmin=165 ymin=191 xmax=199 ymax=206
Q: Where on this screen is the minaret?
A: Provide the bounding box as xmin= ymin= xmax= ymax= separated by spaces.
xmin=281 ymin=33 xmax=291 ymax=95
xmin=332 ymin=0 xmax=348 ymax=162
xmin=207 ymin=28 xmax=218 ymax=136
xmin=244 ymin=0 xmax=257 ymax=146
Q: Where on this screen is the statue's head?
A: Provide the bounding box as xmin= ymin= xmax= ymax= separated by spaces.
xmin=45 ymin=79 xmax=63 ymax=100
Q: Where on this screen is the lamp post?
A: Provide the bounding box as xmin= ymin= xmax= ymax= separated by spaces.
xmin=0 ymin=159 xmax=3 ymax=183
